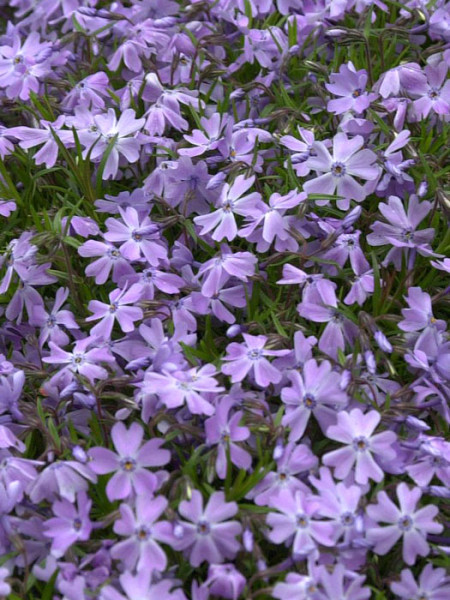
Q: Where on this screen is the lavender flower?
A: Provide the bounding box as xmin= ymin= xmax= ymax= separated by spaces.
xmin=174 ymin=490 xmax=242 ymax=566
xmin=281 ymin=359 xmax=347 ymax=440
xmin=304 ymin=133 xmax=379 ymax=209
xmin=221 ymin=334 xmax=289 ymax=387
xmin=366 ymin=482 xmax=443 ymax=564
xmin=322 ymin=408 xmax=397 ymax=484
xmin=44 ymin=492 xmax=92 ymax=558
xmin=88 ymin=422 xmax=170 ymax=500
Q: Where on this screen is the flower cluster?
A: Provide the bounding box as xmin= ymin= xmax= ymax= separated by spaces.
xmin=0 ymin=1 xmax=448 ymax=599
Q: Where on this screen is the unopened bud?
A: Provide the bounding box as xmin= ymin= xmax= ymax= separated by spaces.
xmin=243 ymin=529 xmax=254 ymax=552
xmin=374 ymin=330 xmax=392 ymax=353
xmin=405 ymin=415 xmax=431 ymax=432
xmin=340 ymin=370 xmax=352 ymax=390
xmin=72 ymin=446 xmax=87 ymax=463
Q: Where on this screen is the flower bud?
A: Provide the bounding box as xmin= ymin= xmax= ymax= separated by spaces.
xmin=374 ymin=330 xmax=392 ymax=353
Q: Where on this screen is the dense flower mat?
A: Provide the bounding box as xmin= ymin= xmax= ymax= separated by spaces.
xmin=0 ymin=0 xmax=449 ymax=599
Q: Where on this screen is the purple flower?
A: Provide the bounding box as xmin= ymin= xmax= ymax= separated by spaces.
xmin=326 ymin=62 xmax=377 ymax=115
xmin=298 ymin=279 xmax=358 ymax=359
xmin=111 ymin=495 xmax=173 ymax=571
xmin=411 ymin=62 xmax=450 ymax=119
xmin=375 ymin=62 xmax=427 ymax=99
xmin=0 ymin=200 xmax=16 ymax=218
xmin=174 ymin=490 xmax=242 ymax=567
xmin=78 ymin=239 xmax=135 ymax=285
xmin=205 ymin=396 xmax=251 ymax=479
xmin=0 ymin=32 xmax=53 ymax=100
xmin=390 ymin=565 xmax=450 ymax=600
xmin=28 ymin=460 xmax=97 ymax=503
xmin=43 ymin=337 xmax=115 ymax=383
xmin=100 ymin=570 xmax=186 ymax=600
xmin=250 ymin=442 xmax=318 ymax=506
xmin=280 ymin=126 xmax=316 ymax=176
xmin=314 ymin=478 xmax=363 ymax=545
xmin=366 ymin=482 xmax=443 ymax=565
xmin=79 ymin=108 xmax=145 ymax=179
xmin=143 ymin=364 xmax=223 ymax=416
xmin=266 ymin=488 xmax=336 ymax=556
xmin=281 ymin=359 xmax=347 ymax=441
xmin=44 ymin=491 xmax=92 ymax=558
xmin=194 ymin=174 xmax=262 ymax=242
xmin=272 ymin=570 xmax=320 ymax=600
xmin=198 ymin=245 xmax=257 ymax=298
xmin=398 ymin=286 xmax=446 ymax=333
xmin=30 ymin=287 xmax=79 ymax=347
xmin=86 ymin=285 xmax=143 ymax=339
xmin=63 ymin=71 xmax=109 ymax=110
xmin=206 ymin=564 xmax=246 ymax=600
xmin=9 ymin=116 xmax=72 ymax=168
xmin=221 ymin=334 xmax=289 ymax=387
xmin=104 ymin=207 xmax=167 ymax=266
xmin=180 ymin=112 xmax=228 ymax=157
xmin=316 ymin=564 xmax=370 ymax=600
xmin=304 ymin=133 xmax=379 ymax=209
xmin=88 ymin=422 xmax=170 ymax=501
xmin=367 ymin=194 xmax=435 ymax=269
xmin=322 ymin=408 xmax=397 ymax=484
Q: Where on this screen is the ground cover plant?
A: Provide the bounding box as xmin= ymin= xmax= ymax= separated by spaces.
xmin=0 ymin=0 xmax=448 ymax=598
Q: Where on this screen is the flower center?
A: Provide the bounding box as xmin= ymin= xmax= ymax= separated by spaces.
xmin=353 ymin=436 xmax=369 ymax=451
xmin=397 ymin=515 xmax=413 ymax=531
xmin=120 ymin=458 xmax=137 ymax=472
xmin=401 ymin=228 xmax=414 ymax=241
xmin=47 ymin=315 xmax=57 ymax=327
xmin=222 ymin=200 xmax=234 ymax=213
xmin=73 ymin=518 xmax=82 ymax=531
xmin=331 ymin=162 xmax=346 ymax=177
xmin=428 ymin=88 xmax=440 ymax=99
xmin=341 ymin=512 xmax=355 ymax=527
xmin=352 ymin=88 xmax=362 ymax=98
xmin=247 ymin=349 xmax=263 ymax=360
xmin=72 ymin=354 xmax=84 ymax=366
xmin=136 ymin=526 xmax=151 ymax=540
xmin=109 ymin=302 xmax=118 ymax=313
xmin=197 ymin=520 xmax=211 ymax=535
xmin=296 ymin=514 xmax=309 ymax=528
xmin=132 ymin=230 xmax=142 ymax=241
xmin=303 ymin=393 xmax=316 ymax=410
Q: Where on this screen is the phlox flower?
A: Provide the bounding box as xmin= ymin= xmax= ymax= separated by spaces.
xmin=142 ymin=364 xmax=223 ymax=416
xmin=43 ymin=336 xmax=115 ymax=383
xmin=194 ymin=174 xmax=263 ymax=242
xmin=104 ymin=206 xmax=167 ymax=266
xmin=44 ymin=492 xmax=92 ymax=558
xmin=281 ymin=358 xmax=347 ymax=441
xmin=304 ymin=133 xmax=379 ymax=209
xmin=174 ymin=490 xmax=242 ymax=567
xmin=205 ymin=396 xmax=251 ymax=479
xmin=86 ymin=284 xmax=143 ymax=340
xmin=111 ymin=495 xmax=174 ymax=572
xmin=366 ymin=482 xmax=443 ymax=565
xmin=390 ymin=565 xmax=450 ymax=600
xmin=266 ymin=488 xmax=336 ymax=556
xmin=88 ymin=422 xmax=170 ymax=501
xmin=100 ymin=570 xmax=186 ymax=600
xmin=79 ymin=108 xmax=145 ymax=179
xmin=221 ymin=334 xmax=289 ymax=387
xmin=322 ymin=408 xmax=397 ymax=484
xmin=326 ymin=62 xmax=377 ymax=115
